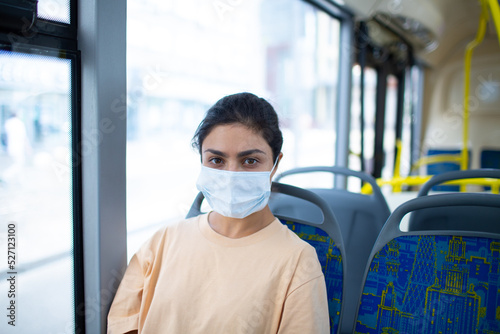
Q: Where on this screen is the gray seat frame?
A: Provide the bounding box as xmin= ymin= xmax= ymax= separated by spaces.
xmin=273 ymin=166 xmax=390 ymax=334
xmin=409 ymin=168 xmax=500 ymax=232
xmin=355 ymin=192 xmax=500 ymax=331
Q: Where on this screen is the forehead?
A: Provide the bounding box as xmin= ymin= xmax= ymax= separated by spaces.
xmin=202 ymin=124 xmax=271 ymax=154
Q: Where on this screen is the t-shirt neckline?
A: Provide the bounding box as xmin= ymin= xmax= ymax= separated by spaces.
xmin=198 ymin=212 xmax=282 ymax=247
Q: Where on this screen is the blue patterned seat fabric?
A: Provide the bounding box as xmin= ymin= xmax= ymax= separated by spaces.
xmin=355 ymin=234 xmax=500 ymax=333
xmin=281 ymin=220 xmax=343 ymax=334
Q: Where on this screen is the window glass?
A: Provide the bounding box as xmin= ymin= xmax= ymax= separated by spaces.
xmin=127 ymin=0 xmax=341 ymax=256
xmin=38 ymin=0 xmax=71 ymax=24
xmin=0 ymin=51 xmax=75 ymax=332
xmin=349 ymin=65 xmax=377 ymax=189
xmin=403 ymin=66 xmax=420 ymax=176
xmin=382 ymin=75 xmax=398 ymax=179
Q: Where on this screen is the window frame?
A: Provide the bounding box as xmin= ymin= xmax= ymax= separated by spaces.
xmin=77 ymin=1 xmax=127 ymax=333
xmin=307 ymin=0 xmax=355 ymax=188
xmin=0 ymin=0 xmax=85 ymax=332
xmin=352 ymin=20 xmax=417 ymax=180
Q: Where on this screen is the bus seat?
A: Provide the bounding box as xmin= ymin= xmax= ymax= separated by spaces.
xmin=354 ymin=193 xmax=500 ymax=334
xmin=408 ymin=169 xmax=500 ymax=232
xmin=426 ymin=148 xmax=470 ymax=191
xmin=273 ymin=166 xmax=390 ymax=333
xmin=481 ymin=149 xmax=500 ymax=169
xmin=187 ymin=182 xmax=346 ymax=334
xmin=481 ymin=149 xmax=500 ymax=190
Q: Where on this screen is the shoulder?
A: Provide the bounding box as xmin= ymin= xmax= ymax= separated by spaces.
xmin=152 ymin=213 xmax=203 ymax=237
xmin=270 ymin=220 xmax=323 ymax=275
xmin=274 ymin=220 xmax=326 ymax=280
xmin=134 ymin=214 xmax=204 ymax=259
xmin=273 ymin=220 xmax=319 ymax=255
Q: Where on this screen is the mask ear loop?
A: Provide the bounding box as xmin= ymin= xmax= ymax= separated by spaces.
xmin=270 ymin=155 xmax=280 ymax=176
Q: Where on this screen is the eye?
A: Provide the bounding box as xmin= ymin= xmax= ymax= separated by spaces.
xmin=208 ymin=157 xmax=224 ymax=165
xmin=243 ymin=158 xmax=258 ymax=166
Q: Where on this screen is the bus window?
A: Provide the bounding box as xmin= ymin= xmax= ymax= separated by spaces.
xmin=0 ymin=0 xmax=83 ymax=331
xmin=349 ymin=65 xmax=377 ymax=189
xmin=0 ymin=51 xmax=77 ymax=333
xmin=126 ymin=0 xmax=341 ymax=257
xmin=38 ymin=0 xmax=71 ymax=23
xmin=401 ymin=65 xmax=422 ymax=179
xmin=382 ymin=74 xmax=398 ymax=180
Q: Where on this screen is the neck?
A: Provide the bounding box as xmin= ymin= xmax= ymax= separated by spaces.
xmin=208 ymin=207 xmax=275 ymax=239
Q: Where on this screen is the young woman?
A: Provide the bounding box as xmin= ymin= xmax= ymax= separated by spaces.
xmin=107 ymin=92 xmax=330 ymax=334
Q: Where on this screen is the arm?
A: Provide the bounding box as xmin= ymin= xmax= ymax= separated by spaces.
xmin=107 ymin=229 xmax=160 ymax=334
xmin=278 ymin=275 xmax=330 ymax=334
xmin=107 ymin=252 xmax=148 ymax=334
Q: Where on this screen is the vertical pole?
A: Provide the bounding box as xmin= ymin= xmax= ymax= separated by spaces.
xmin=79 ymin=1 xmax=127 ymax=332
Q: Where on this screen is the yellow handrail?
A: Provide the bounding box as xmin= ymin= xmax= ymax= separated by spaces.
xmin=487 ymin=0 xmax=500 ymax=45
xmin=410 ymin=154 xmax=462 ymax=172
xmin=361 ymin=176 xmax=500 ymax=194
xmin=393 ymin=139 xmax=402 ymax=192
xmin=463 ymin=0 xmax=489 ymax=177
xmin=366 ymin=0 xmax=500 ymax=195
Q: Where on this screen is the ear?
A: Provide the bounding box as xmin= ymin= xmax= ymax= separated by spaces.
xmin=270 ymin=152 xmax=283 ymax=179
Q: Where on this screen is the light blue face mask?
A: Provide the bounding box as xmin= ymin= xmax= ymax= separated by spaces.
xmin=196 ymin=160 xmax=278 ymax=219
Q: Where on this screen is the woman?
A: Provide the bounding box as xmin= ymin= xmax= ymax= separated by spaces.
xmin=107 ymin=92 xmax=330 ymax=334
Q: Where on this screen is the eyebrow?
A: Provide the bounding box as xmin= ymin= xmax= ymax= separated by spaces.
xmin=203 ymin=149 xmax=267 ymax=158
xmin=237 ymin=149 xmax=267 ymax=158
xmin=203 ymin=149 xmax=228 ymax=157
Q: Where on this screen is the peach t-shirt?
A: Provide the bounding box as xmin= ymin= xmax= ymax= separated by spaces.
xmin=107 ymin=213 xmax=329 ymax=334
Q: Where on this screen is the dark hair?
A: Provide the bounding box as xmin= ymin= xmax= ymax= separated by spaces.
xmin=192 ymin=92 xmax=283 ymax=162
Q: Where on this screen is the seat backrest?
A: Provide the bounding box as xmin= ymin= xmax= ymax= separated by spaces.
xmin=481 ymin=150 xmax=500 ymax=190
xmin=355 ymin=193 xmax=500 ymax=334
xmin=426 ymin=148 xmax=464 ymax=191
xmin=481 ymin=149 xmax=500 ymax=169
xmin=273 ymin=166 xmax=390 ymax=333
xmin=409 ymin=169 xmax=500 ymax=232
xmin=418 ymin=168 xmax=500 ymax=196
xmin=186 ymin=182 xmax=346 ymax=334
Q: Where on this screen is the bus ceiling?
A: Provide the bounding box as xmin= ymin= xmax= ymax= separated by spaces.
xmin=342 ymin=0 xmax=496 ymax=68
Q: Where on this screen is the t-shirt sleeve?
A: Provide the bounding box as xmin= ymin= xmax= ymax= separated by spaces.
xmin=277 ymin=242 xmax=330 ymax=334
xmin=277 ymin=275 xmax=330 ymax=334
xmin=107 ymin=229 xmax=162 ymax=334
